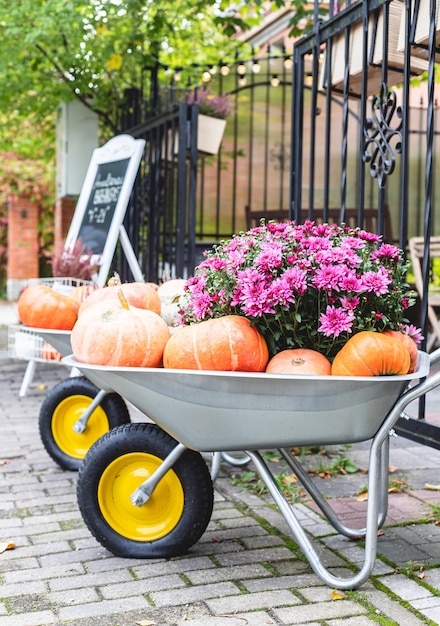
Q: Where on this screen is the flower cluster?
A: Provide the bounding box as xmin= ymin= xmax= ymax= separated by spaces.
xmin=179 ymin=220 xmax=419 ymax=360
xmin=49 ymin=239 xmax=100 ymax=281
xmin=186 ymin=87 xmax=234 ymax=120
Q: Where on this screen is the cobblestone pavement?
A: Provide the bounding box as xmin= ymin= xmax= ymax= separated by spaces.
xmin=3 ymin=322 xmax=440 ymax=625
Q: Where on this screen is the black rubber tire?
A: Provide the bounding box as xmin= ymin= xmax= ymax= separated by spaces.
xmin=39 ymin=376 xmax=131 ymax=471
xmin=77 ymin=422 xmax=214 ymax=558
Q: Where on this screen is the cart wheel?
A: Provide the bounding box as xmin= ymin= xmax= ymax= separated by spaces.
xmin=77 ymin=422 xmax=214 ymax=559
xmin=39 ymin=376 xmax=131 ymax=471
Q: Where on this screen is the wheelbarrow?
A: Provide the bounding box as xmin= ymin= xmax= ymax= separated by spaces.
xmin=29 ymin=328 xmax=250 ymax=476
xmin=63 ymin=347 xmax=440 ymax=590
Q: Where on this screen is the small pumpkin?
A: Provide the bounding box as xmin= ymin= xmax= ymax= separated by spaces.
xmin=69 ymin=284 xmax=99 ymax=306
xmin=163 ymin=315 xmax=269 ymax=371
xmin=157 ymin=279 xmax=187 ymax=326
xmin=17 ymin=284 xmax=78 ymax=330
xmin=78 ymin=281 xmax=161 ymax=316
xmin=71 ymin=291 xmax=170 ymax=367
xmin=383 ymin=329 xmax=418 ymax=373
xmin=266 ymin=349 xmax=332 ymax=375
xmin=332 ymin=331 xmax=410 ymax=376
xmin=41 ymin=342 xmax=62 ymax=361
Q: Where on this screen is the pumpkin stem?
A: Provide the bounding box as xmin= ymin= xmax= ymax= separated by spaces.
xmin=108 ymin=272 xmax=121 ymax=287
xmin=117 ymin=288 xmax=130 ymax=310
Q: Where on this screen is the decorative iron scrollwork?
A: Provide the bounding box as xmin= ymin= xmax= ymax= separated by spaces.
xmin=363 ymin=83 xmax=403 ymax=189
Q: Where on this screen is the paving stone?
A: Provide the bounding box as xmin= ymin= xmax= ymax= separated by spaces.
xmin=273 ymin=600 xmax=369 ymax=624
xmin=206 ymin=589 xmax=301 ymax=614
xmin=175 ymin=612 xmax=279 ymax=626
xmin=150 ymin=582 xmax=240 ymax=607
xmin=185 ymin=564 xmax=272 ymax=585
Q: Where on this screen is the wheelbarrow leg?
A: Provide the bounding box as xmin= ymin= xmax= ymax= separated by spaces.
xmin=245 ymin=444 xmax=384 ymax=590
xmin=278 ymin=436 xmax=390 ymax=538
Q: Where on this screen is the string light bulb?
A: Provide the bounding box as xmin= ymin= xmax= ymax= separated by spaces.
xmin=270 ymin=74 xmax=280 ymax=87
xmin=251 ymin=60 xmax=261 ymax=73
xmin=209 ymin=65 xmax=217 ymax=75
xmin=283 ymin=56 xmax=293 ymax=70
xmin=202 ymin=70 xmax=212 ymax=82
xmin=237 ymin=62 xmax=247 ymax=75
xmin=220 ymin=63 xmax=230 ymax=76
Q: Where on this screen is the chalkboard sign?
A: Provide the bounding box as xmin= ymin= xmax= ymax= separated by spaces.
xmin=64 ymin=134 xmax=146 ymax=286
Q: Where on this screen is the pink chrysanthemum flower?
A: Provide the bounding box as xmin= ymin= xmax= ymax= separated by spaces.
xmin=318 ymin=305 xmax=355 ymax=337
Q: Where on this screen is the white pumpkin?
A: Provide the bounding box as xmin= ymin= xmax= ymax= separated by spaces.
xmin=157 ymin=279 xmax=187 ymax=326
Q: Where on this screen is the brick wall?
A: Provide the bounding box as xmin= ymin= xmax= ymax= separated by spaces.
xmin=7 ymin=195 xmax=39 ymax=300
xmin=54 ymin=196 xmax=77 ymax=251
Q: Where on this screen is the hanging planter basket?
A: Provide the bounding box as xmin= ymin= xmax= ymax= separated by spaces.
xmin=196 ymin=115 xmax=227 ymax=156
xmin=164 ymin=115 xmax=227 ymax=159
xmin=320 ymin=0 xmax=428 ymax=98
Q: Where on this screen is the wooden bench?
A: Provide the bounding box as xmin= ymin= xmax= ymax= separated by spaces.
xmin=245 ymin=205 xmax=393 ymax=242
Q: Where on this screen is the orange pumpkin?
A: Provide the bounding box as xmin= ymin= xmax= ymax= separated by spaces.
xmin=17 ymin=284 xmax=78 ymax=330
xmin=71 ymin=296 xmax=170 ymax=367
xmin=163 ymin=315 xmax=269 ymax=371
xmin=266 ymin=349 xmax=332 ymax=375
xmin=383 ymin=329 xmax=418 ymax=373
xmin=69 ymin=284 xmax=99 ymax=306
xmin=41 ymin=341 xmax=63 ymax=361
xmin=332 ymin=331 xmax=410 ymax=376
xmin=78 ymin=281 xmax=161 ymax=316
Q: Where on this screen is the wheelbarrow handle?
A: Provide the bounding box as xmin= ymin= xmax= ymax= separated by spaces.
xmin=429 ymin=346 xmax=440 ymax=367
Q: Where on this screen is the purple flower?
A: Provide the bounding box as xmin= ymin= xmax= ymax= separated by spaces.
xmin=318 ymin=305 xmax=355 ymax=337
xmin=399 ymin=323 xmax=424 ymax=345
xmin=360 ymin=268 xmax=391 ymax=296
xmin=312 ymin=265 xmax=344 ymax=291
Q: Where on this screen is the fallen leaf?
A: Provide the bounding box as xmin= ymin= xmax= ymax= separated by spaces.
xmin=0 ymin=541 xmax=16 ymax=554
xmin=281 ymin=474 xmax=298 ymax=485
xmin=318 ymin=471 xmax=332 ymax=479
xmin=331 ymin=589 xmax=345 ymax=600
xmin=37 ymin=384 xmax=46 ymax=390
xmin=418 ymin=570 xmax=425 ymax=579
xmin=425 ymin=483 xmax=440 ymax=491
xmin=211 ymin=536 xmax=223 ymax=543
xmin=388 ymin=465 xmax=397 ymax=473
xmin=136 ymin=620 xmax=156 ymax=626
xmin=0 ymin=460 xmax=9 ymax=466
xmin=356 ymin=491 xmax=368 ymax=502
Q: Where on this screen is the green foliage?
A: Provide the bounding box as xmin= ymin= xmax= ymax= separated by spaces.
xmin=0 ymin=0 xmax=291 ymax=137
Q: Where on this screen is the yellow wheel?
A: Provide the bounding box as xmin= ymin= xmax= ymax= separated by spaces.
xmin=39 ymin=377 xmax=130 ymax=471
xmin=98 ymin=452 xmax=184 ymax=541
xmin=77 ymin=423 xmax=214 ymax=558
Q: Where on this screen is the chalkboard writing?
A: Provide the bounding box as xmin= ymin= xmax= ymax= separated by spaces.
xmin=76 ymin=158 xmax=130 ymax=255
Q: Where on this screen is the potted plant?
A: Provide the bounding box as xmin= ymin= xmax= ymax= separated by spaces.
xmin=179 ymin=220 xmax=423 ymax=359
xmin=187 ymin=87 xmax=234 ymax=155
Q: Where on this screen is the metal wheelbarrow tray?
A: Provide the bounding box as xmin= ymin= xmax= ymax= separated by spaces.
xmin=63 ymin=350 xmax=440 ymax=590
xmin=64 ymin=353 xmax=430 ymax=451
